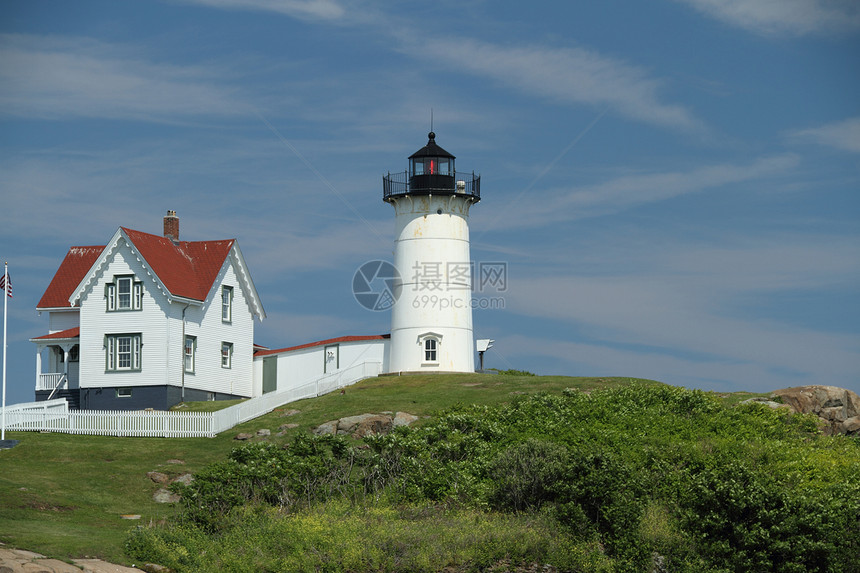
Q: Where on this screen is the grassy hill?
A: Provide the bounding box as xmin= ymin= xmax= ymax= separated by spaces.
xmin=0 ymin=373 xmax=637 ymax=563
xmin=1 ymin=373 xmax=856 ymax=572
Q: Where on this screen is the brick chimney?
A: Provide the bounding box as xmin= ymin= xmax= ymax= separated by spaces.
xmin=163 ymin=210 xmax=179 ymax=242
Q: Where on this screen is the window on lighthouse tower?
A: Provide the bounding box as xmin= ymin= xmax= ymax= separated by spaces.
xmin=424 ymin=339 xmax=437 ymax=362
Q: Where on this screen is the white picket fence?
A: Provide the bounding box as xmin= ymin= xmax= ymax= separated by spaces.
xmin=1 ymin=361 xmax=382 ymax=438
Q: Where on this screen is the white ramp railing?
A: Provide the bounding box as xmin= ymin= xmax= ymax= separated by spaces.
xmin=1 ymin=361 xmax=382 ymax=438
xmin=2 ymin=398 xmax=69 ymax=428
xmin=211 ymin=361 xmax=381 ymax=434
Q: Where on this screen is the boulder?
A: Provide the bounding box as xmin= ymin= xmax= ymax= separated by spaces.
xmin=312 ymin=420 xmax=338 ymax=436
xmin=146 ymin=471 xmax=170 ymax=484
xmin=234 ymin=433 xmax=254 ymax=441
xmin=256 ymin=429 xmax=271 ymax=437
xmin=740 ymin=398 xmax=790 ymax=410
xmin=153 ymin=488 xmax=180 ymax=504
xmin=353 ymin=415 xmax=394 ymax=438
xmin=840 ymin=416 xmax=860 ymax=435
xmin=335 ymin=414 xmax=376 ymax=434
xmin=393 ymin=412 xmax=419 ymax=427
xmin=173 ymin=473 xmax=194 ymax=486
xmin=771 ymin=385 xmax=860 ymax=435
xmin=314 ymin=412 xmax=417 ymax=438
xmin=277 ymin=423 xmax=299 ymax=436
xmin=338 ymin=414 xmax=393 ymax=438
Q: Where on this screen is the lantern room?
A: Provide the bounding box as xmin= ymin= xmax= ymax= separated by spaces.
xmin=410 ymin=131 xmax=454 ymax=177
xmin=383 ymin=132 xmax=480 ymax=202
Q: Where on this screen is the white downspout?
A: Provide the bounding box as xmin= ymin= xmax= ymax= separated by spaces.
xmin=181 ymin=304 xmax=189 ymax=401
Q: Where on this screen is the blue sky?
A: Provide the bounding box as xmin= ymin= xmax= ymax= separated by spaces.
xmin=1 ymin=0 xmax=858 ymax=406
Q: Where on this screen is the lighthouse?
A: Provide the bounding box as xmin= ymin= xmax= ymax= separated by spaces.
xmin=383 ymin=132 xmax=481 ymax=373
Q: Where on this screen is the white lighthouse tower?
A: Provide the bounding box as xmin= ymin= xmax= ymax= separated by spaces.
xmin=383 ymin=132 xmax=481 ymax=373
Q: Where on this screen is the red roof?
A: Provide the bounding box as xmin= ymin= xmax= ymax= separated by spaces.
xmin=31 ymin=327 xmax=80 ymax=341
xmin=38 ymin=228 xmax=237 ymax=308
xmin=255 ymin=334 xmax=390 ymax=357
xmin=121 ymin=228 xmax=234 ymax=301
xmin=37 ymin=246 xmax=104 ymax=309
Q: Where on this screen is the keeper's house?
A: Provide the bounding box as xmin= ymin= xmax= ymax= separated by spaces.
xmin=31 ymin=211 xmax=266 ymax=410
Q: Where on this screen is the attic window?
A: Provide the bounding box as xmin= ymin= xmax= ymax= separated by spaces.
xmin=222 ymin=286 xmax=233 ymax=323
xmin=106 ymin=275 xmax=143 ymax=312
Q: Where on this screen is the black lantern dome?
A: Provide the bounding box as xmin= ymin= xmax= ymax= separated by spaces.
xmin=383 ymin=132 xmax=480 ymax=202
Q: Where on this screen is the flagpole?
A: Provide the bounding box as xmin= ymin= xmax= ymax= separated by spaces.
xmin=2 ymin=262 xmax=8 ymax=441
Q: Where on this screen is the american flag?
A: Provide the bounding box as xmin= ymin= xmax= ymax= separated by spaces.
xmin=0 ymin=272 xmax=10 ymax=298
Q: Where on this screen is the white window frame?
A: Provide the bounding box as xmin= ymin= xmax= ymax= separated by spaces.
xmin=117 ymin=277 xmax=132 ymax=309
xmin=184 ymin=336 xmax=196 ymax=373
xmin=106 ymin=275 xmax=143 ymax=311
xmin=424 ymin=338 xmax=438 ymax=362
xmin=116 ymin=387 xmax=133 ymax=398
xmin=222 ymin=286 xmax=233 ymax=323
xmin=105 ymin=333 xmax=142 ymax=372
xmin=419 ymin=332 xmax=442 ymax=365
xmin=221 ymin=342 xmax=233 ymax=369
xmin=117 ymin=336 xmax=132 ymax=368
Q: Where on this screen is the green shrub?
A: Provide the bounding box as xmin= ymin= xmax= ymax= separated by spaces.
xmin=491 ymin=368 xmax=536 ymax=376
xmin=126 ymin=501 xmax=611 ymax=572
xmin=677 ymin=454 xmax=860 ymax=572
xmin=176 ymin=435 xmax=364 ymax=531
xmin=132 ymin=384 xmax=860 ymax=572
xmin=487 ymin=439 xmax=569 ymax=511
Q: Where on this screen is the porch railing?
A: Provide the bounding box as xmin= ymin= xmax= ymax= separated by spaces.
xmin=36 ymin=373 xmax=67 ymax=392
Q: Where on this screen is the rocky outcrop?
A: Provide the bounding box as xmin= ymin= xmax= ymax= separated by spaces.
xmin=0 ymin=542 xmax=141 ymax=573
xmin=146 ymin=471 xmax=171 ymax=484
xmin=393 ymin=412 xmax=419 ymax=427
xmin=148 ymin=467 xmax=194 ymax=503
xmin=152 ymin=488 xmax=180 ymax=504
xmin=771 ymin=385 xmax=860 ymax=435
xmin=313 ymin=412 xmax=419 ymax=438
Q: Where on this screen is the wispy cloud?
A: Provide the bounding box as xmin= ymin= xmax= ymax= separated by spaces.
xmin=673 ymin=0 xmax=860 ymax=36
xmin=0 ymin=34 xmax=253 ymax=120
xmin=0 ymin=134 xmax=389 ymax=275
xmin=788 ymin=117 xmax=860 ymax=153
xmin=500 ymin=236 xmax=860 ymax=391
xmin=256 ymin=311 xmax=369 ymax=350
xmin=480 ymin=154 xmax=799 ymax=230
xmin=176 ymin=0 xmax=346 ymax=20
xmin=397 ymin=37 xmax=704 ymax=133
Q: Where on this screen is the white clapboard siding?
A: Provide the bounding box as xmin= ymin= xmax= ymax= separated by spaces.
xmin=3 ymin=362 xmax=382 ymax=438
